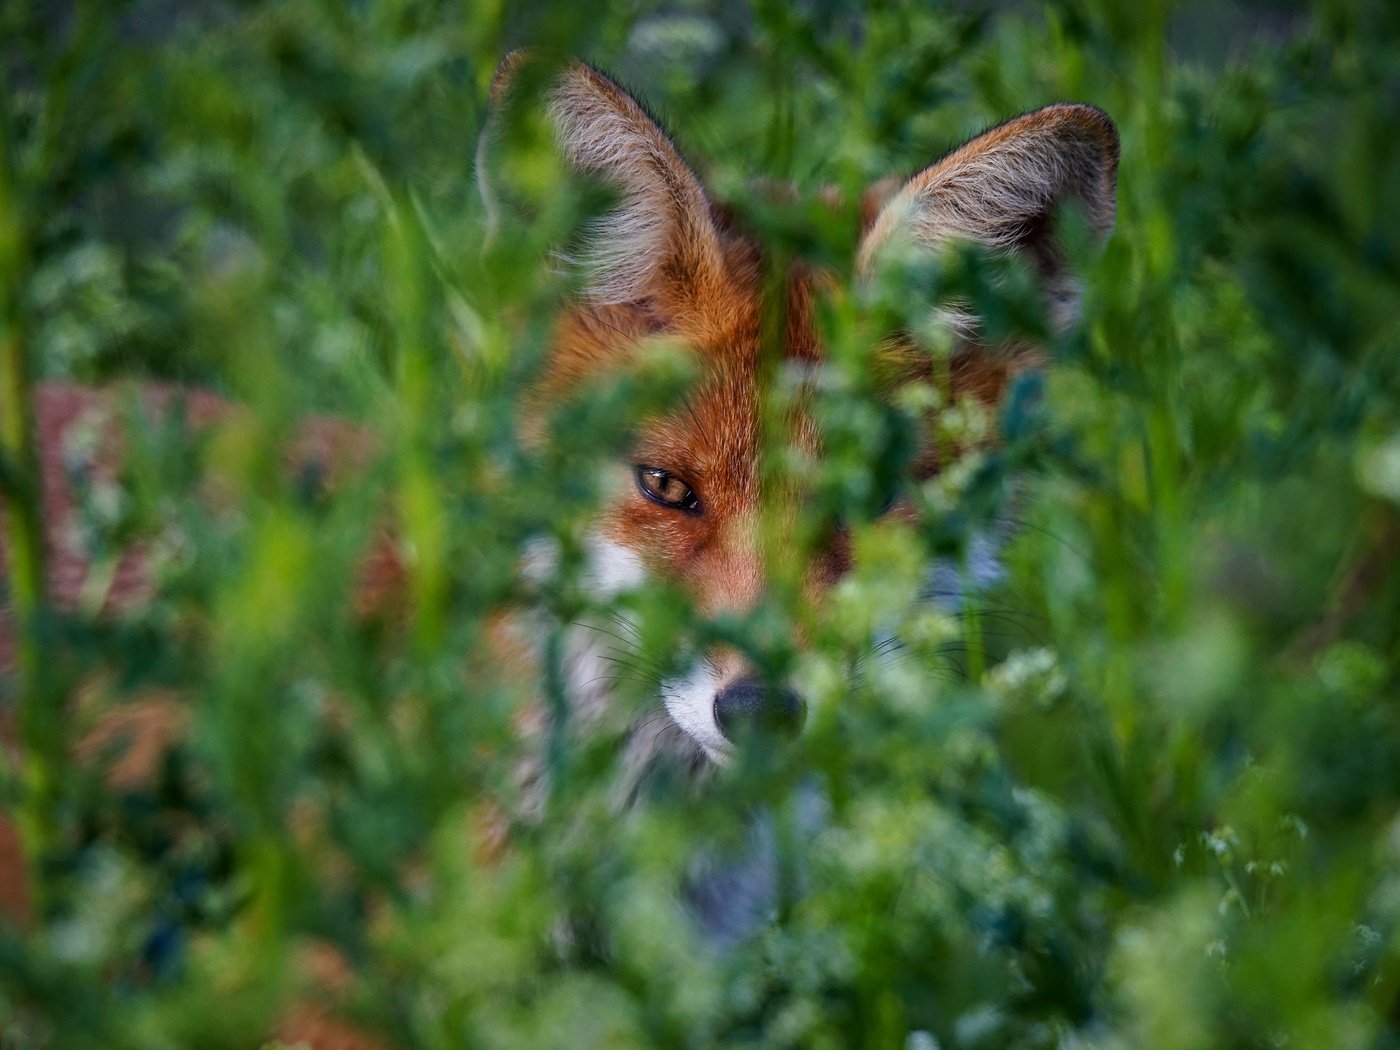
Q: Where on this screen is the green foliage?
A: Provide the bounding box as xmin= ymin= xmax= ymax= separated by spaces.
xmin=3 ymin=1 xmax=1400 ymax=1047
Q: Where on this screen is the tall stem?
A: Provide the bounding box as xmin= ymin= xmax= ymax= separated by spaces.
xmin=0 ymin=62 xmax=56 ymax=906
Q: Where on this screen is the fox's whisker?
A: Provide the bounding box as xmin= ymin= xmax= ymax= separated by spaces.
xmin=992 ymin=515 xmax=1088 ymax=561
xmin=571 ymin=621 xmax=642 ymax=649
xmin=602 ymin=610 xmax=645 ymax=639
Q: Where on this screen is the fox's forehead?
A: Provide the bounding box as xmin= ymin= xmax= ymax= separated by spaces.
xmin=551 ymin=257 xmax=825 ymax=493
xmin=551 ymin=238 xmax=815 ymax=368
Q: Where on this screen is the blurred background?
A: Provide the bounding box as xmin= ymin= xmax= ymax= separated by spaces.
xmin=2 ymin=0 xmax=1400 ymax=1047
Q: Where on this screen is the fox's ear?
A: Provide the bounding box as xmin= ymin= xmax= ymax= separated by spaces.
xmin=857 ymin=104 xmax=1119 ymax=330
xmin=486 ymin=55 xmax=726 ymax=309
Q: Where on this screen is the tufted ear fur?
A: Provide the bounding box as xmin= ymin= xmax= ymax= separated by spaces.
xmin=856 ymin=104 xmax=1119 ymax=331
xmin=487 ymin=55 xmax=727 ymax=310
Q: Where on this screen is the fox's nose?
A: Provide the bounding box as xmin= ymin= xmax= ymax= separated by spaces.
xmin=713 ymin=677 xmax=806 ymax=743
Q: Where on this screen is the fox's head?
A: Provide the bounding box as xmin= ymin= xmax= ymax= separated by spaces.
xmin=488 ymin=59 xmax=1118 ymax=764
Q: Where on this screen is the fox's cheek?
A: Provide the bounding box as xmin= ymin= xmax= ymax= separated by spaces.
xmin=584 ymin=536 xmax=649 ymax=597
xmin=518 ymin=534 xmax=648 ymax=599
xmin=920 ymin=529 xmax=1007 ymax=611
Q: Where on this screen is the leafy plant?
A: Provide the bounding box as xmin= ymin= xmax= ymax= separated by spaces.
xmin=1 ymin=1 xmax=1399 ymax=1047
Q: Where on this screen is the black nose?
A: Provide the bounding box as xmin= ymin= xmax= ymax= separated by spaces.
xmin=713 ymin=677 xmax=806 ymax=743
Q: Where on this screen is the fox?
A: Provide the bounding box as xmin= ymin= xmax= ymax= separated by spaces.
xmin=0 ymin=55 xmax=1118 ymax=1044
xmin=482 ymin=58 xmax=1118 ymax=945
xmin=487 ymin=58 xmax=1119 ymax=772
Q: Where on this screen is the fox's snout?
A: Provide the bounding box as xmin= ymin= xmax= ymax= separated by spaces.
xmin=713 ymin=676 xmax=806 ymax=744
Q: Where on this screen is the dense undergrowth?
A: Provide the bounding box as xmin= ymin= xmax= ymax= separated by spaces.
xmin=2 ymin=0 xmax=1400 ymax=1047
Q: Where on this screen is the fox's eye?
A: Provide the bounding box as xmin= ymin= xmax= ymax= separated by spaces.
xmin=635 ymin=466 xmax=700 ymax=514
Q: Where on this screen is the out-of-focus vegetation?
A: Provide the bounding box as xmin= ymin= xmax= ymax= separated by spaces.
xmin=2 ymin=0 xmax=1400 ymax=1047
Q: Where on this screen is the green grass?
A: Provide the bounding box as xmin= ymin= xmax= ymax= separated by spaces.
xmin=3 ymin=1 xmax=1400 ymax=1047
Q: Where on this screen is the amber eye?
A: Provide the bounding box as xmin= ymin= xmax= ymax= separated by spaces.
xmin=635 ymin=466 xmax=700 ymax=514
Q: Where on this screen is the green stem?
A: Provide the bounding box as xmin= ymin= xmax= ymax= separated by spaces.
xmin=0 ymin=45 xmax=56 ymax=910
